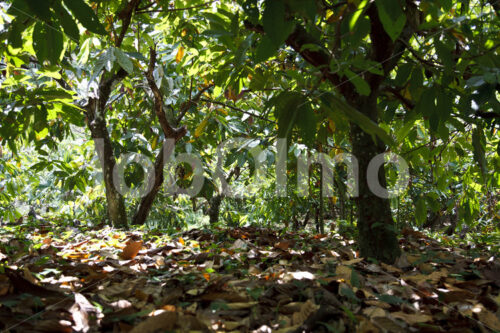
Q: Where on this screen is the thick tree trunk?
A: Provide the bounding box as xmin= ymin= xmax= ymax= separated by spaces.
xmin=87 ymin=99 xmax=128 ymax=228
xmin=350 ymin=97 xmax=400 ymax=263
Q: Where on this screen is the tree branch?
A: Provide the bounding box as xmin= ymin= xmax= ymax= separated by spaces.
xmin=176 ymin=84 xmax=214 ymax=123
xmin=136 ymin=0 xmax=216 ymax=14
xmin=244 ymin=20 xmax=343 ymax=89
xmin=200 ymin=98 xmax=274 ymax=123
xmin=116 ymin=0 xmax=142 ymax=48
xmin=146 ymin=47 xmax=187 ymax=141
xmin=383 ymin=86 xmax=415 ymax=110
xmin=364 ymin=2 xmax=415 ymax=93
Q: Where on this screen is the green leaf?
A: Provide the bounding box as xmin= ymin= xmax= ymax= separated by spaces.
xmin=439 ymin=0 xmax=453 ymax=11
xmin=34 ymin=105 xmax=48 ymax=132
xmin=23 ymin=0 xmax=52 ymax=22
xmin=90 ymin=48 xmax=115 ymax=82
xmin=350 ymin=269 xmax=360 ymax=288
xmin=416 ymin=88 xmax=436 ymax=119
xmin=33 ymin=21 xmax=64 ymax=64
xmin=340 ymin=286 xmax=360 ymax=303
xmin=376 ymin=293 xmax=405 ymax=305
xmin=349 ymin=0 xmax=369 ymax=30
xmin=376 ymin=0 xmax=406 ymax=42
xmin=263 ymin=0 xmax=295 ymax=47
xmin=415 ymin=197 xmax=426 ymax=225
xmin=52 ymin=1 xmax=80 ymax=42
xmin=77 ymin=38 xmax=91 ymax=64
xmin=349 ymin=15 xmax=371 ymax=46
xmin=436 ymin=91 xmax=452 ymax=122
xmin=202 ymin=29 xmax=233 ymax=38
xmin=395 ymin=116 xmax=417 ymax=141
xmin=296 ymin=103 xmax=317 ymax=147
xmin=321 ymin=93 xmax=395 ymax=146
xmin=7 ymin=0 xmax=31 ymax=18
xmin=114 ymin=48 xmax=134 ymax=74
xmin=59 ymin=104 xmax=84 ymax=126
xmin=393 ymin=63 xmax=413 ymax=86
xmin=344 ymin=69 xmax=371 ymax=96
xmin=34 ymin=88 xmax=73 ymax=101
xmin=8 ymin=18 xmax=26 ymax=49
xmin=472 ymin=128 xmax=487 ymax=176
xmin=435 ymin=40 xmax=453 ymax=69
xmin=255 ymin=35 xmax=278 ymax=62
xmin=62 ymin=0 xmax=106 ymax=35
xmin=275 ymin=92 xmax=303 ymax=142
xmin=234 ymin=33 xmax=254 ymax=66
xmin=288 ymin=0 xmax=317 ymax=21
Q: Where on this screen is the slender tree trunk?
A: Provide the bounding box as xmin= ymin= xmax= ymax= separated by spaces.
xmin=87 ymin=99 xmax=128 ymax=228
xmin=131 ymin=48 xmax=187 ymax=225
xmin=319 ymin=174 xmax=324 ymax=234
xmin=350 ymin=97 xmax=400 ymax=263
xmin=131 ymin=142 xmax=169 ymax=225
xmin=208 ymin=194 xmax=223 ymax=224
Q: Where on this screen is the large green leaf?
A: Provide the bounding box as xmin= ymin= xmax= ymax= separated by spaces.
xmin=416 ymin=88 xmax=437 ymax=131
xmin=415 ymin=197 xmax=427 ymax=225
xmin=114 ymin=48 xmax=134 ymax=74
xmin=255 ymin=35 xmax=278 ymax=62
xmin=90 ymin=49 xmax=115 ymax=82
xmin=23 ymin=0 xmax=52 ymax=22
xmin=296 ymin=103 xmax=317 ymax=147
xmin=52 ymin=0 xmax=80 ymax=42
xmin=435 ymin=91 xmax=453 ymax=135
xmin=32 ymin=88 xmax=74 ymax=101
xmin=274 ymin=92 xmax=316 ymax=146
xmin=59 ymin=104 xmax=84 ymax=126
xmin=8 ymin=18 xmax=26 ymax=49
xmin=234 ymin=33 xmax=254 ymax=66
xmin=263 ymin=0 xmax=295 ymax=47
xmin=275 ymin=93 xmax=302 ymax=142
xmin=434 ymin=40 xmax=454 ymax=70
xmin=344 ymin=69 xmax=371 ymax=96
xmin=34 ymin=105 xmax=48 ymax=132
xmin=62 ymin=0 xmax=106 ymax=35
xmin=472 ymin=128 xmax=487 ymax=176
xmin=33 ymin=21 xmax=64 ymax=64
xmin=376 ymin=0 xmax=406 ymax=42
xmin=393 ymin=63 xmax=413 ymax=86
xmin=321 ymin=93 xmax=395 ymax=146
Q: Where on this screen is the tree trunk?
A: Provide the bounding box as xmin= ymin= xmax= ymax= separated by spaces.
xmin=318 ymin=174 xmax=324 ymax=234
xmin=87 ymin=99 xmax=128 ymax=228
xmin=130 ymin=48 xmax=188 ymax=226
xmin=350 ymin=97 xmax=400 ymax=263
xmin=208 ymin=194 xmax=223 ymax=224
xmin=131 ymin=142 xmax=168 ymax=225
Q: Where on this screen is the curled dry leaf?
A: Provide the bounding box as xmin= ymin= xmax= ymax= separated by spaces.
xmin=120 ymin=240 xmax=143 ymax=260
xmin=274 ymin=240 xmax=294 ymax=251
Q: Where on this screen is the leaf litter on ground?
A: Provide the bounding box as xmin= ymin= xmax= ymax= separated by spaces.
xmin=0 ymin=224 xmax=498 ymax=332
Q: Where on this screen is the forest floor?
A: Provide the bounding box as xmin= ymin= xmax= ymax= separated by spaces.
xmin=0 ymin=223 xmax=499 ymax=332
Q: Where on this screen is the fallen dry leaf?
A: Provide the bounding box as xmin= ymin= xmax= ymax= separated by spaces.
xmin=292 ymin=300 xmax=318 ymax=325
xmin=120 ymin=240 xmax=143 ymax=260
xmin=129 ymin=311 xmax=177 ymax=333
xmin=391 ymin=311 xmax=432 ymax=324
